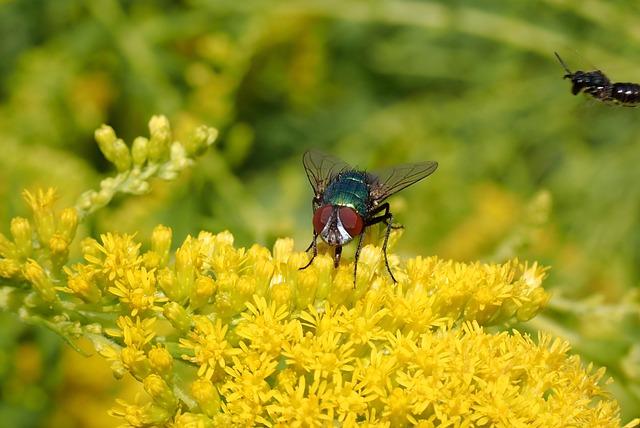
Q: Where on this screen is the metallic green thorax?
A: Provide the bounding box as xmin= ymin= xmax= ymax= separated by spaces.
xmin=321 ymin=171 xmax=369 ymax=217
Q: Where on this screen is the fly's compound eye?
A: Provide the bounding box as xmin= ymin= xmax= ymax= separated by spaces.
xmin=338 ymin=206 xmax=363 ymax=238
xmin=313 ymin=205 xmax=334 ymax=235
xmin=313 ymin=205 xmax=363 ymax=239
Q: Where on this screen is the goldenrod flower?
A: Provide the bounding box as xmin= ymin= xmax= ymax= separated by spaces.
xmin=2 ymin=116 xmax=636 ymax=426
xmin=233 ymin=297 xmax=294 ymax=360
xmin=107 ymin=316 xmax=157 ymax=349
xmin=63 ymin=263 xmax=102 ymax=303
xmin=0 ymin=258 xmax=21 ymax=280
xmin=12 ymin=221 xmax=638 ymax=426
xmin=7 ymin=216 xmax=636 ymax=427
xmin=180 ymin=316 xmax=243 ymax=381
xmin=108 ymin=396 xmax=171 ymax=426
xmin=85 ymin=232 xmax=143 ymax=287
xmin=109 ymin=267 xmax=166 ymax=316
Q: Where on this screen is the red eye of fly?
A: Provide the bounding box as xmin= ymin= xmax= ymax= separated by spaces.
xmin=313 ymin=205 xmax=334 ymax=235
xmin=338 ymin=206 xmax=363 ymax=237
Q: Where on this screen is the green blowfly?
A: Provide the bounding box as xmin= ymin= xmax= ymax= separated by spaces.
xmin=300 ymin=149 xmax=438 ymax=283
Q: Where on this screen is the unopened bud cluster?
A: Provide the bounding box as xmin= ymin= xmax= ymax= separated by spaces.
xmin=76 ymin=115 xmax=217 ymax=219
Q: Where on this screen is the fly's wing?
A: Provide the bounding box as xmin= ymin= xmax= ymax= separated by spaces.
xmin=302 ymin=149 xmax=352 ymax=194
xmin=367 ymin=161 xmax=438 ymax=204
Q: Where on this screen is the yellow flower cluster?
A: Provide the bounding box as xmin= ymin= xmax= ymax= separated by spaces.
xmin=12 ymin=219 xmax=618 ymax=427
xmin=0 ymin=185 xmax=633 ymax=426
xmin=0 ymin=117 xmax=636 ymax=427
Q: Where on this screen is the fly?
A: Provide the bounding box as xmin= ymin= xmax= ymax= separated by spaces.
xmin=555 ymin=51 xmax=640 ymax=106
xmin=300 ymin=149 xmax=438 ymax=283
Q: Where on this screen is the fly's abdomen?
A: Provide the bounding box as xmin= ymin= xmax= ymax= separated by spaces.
xmin=612 ymin=82 xmax=640 ymax=105
xmin=322 ymin=171 xmax=369 ymax=217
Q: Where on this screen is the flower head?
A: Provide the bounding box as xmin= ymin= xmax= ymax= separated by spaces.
xmin=179 ymin=315 xmax=243 ymax=381
xmin=109 ymin=267 xmax=167 ymax=316
xmin=84 ymin=232 xmax=143 ymax=285
xmin=6 ymin=219 xmax=631 ymax=427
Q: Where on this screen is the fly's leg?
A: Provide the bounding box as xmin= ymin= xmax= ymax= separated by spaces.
xmin=304 ymin=238 xmax=314 ymax=252
xmin=381 ymin=211 xmax=397 ymax=283
xmin=300 ymin=230 xmax=344 ymax=272
xmin=352 ymin=231 xmax=366 ymax=286
xmin=300 ymin=230 xmax=319 ymax=270
xmin=364 ymin=203 xmax=397 ymax=283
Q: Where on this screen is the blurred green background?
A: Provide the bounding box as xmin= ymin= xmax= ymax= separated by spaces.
xmin=1 ymin=0 xmax=640 ymax=425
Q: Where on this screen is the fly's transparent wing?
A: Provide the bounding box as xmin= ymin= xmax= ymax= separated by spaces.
xmin=367 ymin=161 xmax=438 ymax=204
xmin=302 ymin=149 xmax=353 ymax=194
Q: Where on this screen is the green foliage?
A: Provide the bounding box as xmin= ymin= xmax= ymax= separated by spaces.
xmin=1 ymin=0 xmax=640 ymax=425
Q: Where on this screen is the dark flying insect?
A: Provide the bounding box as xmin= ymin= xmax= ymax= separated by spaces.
xmin=300 ymin=149 xmax=438 ymax=284
xmin=554 ymin=52 xmax=640 ymax=106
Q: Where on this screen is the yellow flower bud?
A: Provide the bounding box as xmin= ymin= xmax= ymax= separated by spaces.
xmin=157 ymin=268 xmax=183 ymax=304
xmin=0 ymin=258 xmax=22 ymax=279
xmin=149 ymin=344 xmax=174 ymax=382
xmin=10 ymin=217 xmax=32 ymax=258
xmin=93 ymin=185 xmax=113 ymax=207
xmin=0 ymin=232 xmax=19 ymax=259
xmin=94 ymin=124 xmax=118 ymax=163
xmin=184 ymin=125 xmax=217 ymax=157
xmin=175 ymin=244 xmax=196 ymax=300
xmin=143 ymin=374 xmax=177 ymax=410
xmin=286 ymin=251 xmax=310 ymax=286
xmin=295 ymin=267 xmax=318 ymax=310
xmin=49 ymin=234 xmax=70 ymax=267
xmin=163 ymin=301 xmax=192 ymax=333
xmin=189 ymin=275 xmax=216 ymax=311
xmin=131 ymin=136 xmax=149 ymax=166
xmin=23 ymin=189 xmax=58 ymax=247
xmin=213 ymin=272 xmax=239 ymax=317
xmin=212 ymin=291 xmax=233 ymax=317
xmin=22 ymin=259 xmax=57 ymax=303
xmin=231 ymin=275 xmax=256 ymax=313
xmin=121 ymin=346 xmax=152 ymax=381
xmin=327 ymin=267 xmax=357 ymax=304
xmin=312 ymin=254 xmax=334 ymax=300
xmin=253 ymin=257 xmax=275 ymax=296
xmin=273 ymin=237 xmax=294 ymax=265
xmin=354 ymin=245 xmax=382 ymax=287
xmin=112 ymin=139 xmax=132 ymax=172
xmin=148 ymin=115 xmax=172 ymax=162
xmin=151 ymin=225 xmax=172 ymax=267
xmin=190 ymin=377 xmax=220 ymax=418
xmin=270 ymin=281 xmax=293 ymax=311
xmin=57 ymin=207 xmax=79 ymax=242
xmin=36 ymin=211 xmax=56 ymax=248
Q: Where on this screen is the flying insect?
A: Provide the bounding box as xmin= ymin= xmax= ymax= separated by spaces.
xmin=554 ymin=51 xmax=640 ymax=106
xmin=300 ymin=149 xmax=438 ymax=283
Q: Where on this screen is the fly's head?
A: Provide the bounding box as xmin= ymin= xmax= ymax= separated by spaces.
xmin=566 ymin=70 xmax=611 ymax=95
xmin=313 ymin=205 xmax=363 ymax=246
